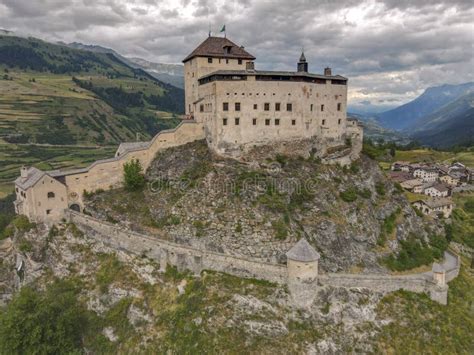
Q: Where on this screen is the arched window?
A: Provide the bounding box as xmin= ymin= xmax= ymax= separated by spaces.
xmin=47 ymin=192 xmax=55 ymax=199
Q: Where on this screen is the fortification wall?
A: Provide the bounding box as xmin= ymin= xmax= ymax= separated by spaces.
xmin=68 ymin=211 xmax=287 ymax=284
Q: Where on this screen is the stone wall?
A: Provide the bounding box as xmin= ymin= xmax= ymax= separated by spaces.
xmin=68 ymin=211 xmax=460 ymax=306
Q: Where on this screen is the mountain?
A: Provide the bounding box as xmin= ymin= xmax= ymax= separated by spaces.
xmin=0 ymin=35 xmax=183 ymax=146
xmin=411 ymin=92 xmax=474 ymax=148
xmin=65 ymin=42 xmax=184 ymax=88
xmin=377 ymin=82 xmax=474 ymax=130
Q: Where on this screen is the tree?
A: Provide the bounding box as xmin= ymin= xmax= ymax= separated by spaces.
xmin=0 ymin=280 xmax=91 ymax=354
xmin=123 ymin=159 xmax=145 ymax=191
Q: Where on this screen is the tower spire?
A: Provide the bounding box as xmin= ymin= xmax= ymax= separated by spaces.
xmin=297 ymin=49 xmax=308 ymax=72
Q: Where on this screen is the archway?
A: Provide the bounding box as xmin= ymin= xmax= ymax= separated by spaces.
xmin=69 ymin=204 xmax=81 ymax=212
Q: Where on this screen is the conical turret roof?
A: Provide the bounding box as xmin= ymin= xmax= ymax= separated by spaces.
xmin=286 ymin=239 xmax=320 ymax=262
xmin=299 ymin=51 xmax=306 ymax=62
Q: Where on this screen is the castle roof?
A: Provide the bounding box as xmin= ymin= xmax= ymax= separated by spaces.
xmin=199 ymin=69 xmax=347 ymax=82
xmin=286 ymin=238 xmax=320 ymax=262
xmin=183 ymin=36 xmax=255 ymax=63
xmin=15 ymin=167 xmax=46 ymax=190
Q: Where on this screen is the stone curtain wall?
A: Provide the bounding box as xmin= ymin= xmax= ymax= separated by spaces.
xmin=68 ymin=211 xmax=287 ymax=284
xmin=68 ymin=211 xmax=460 ymax=305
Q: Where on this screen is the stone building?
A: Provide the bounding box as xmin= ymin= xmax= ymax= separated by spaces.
xmin=412 ymin=198 xmax=453 ymax=218
xmin=183 ymin=36 xmax=363 ymax=156
xmin=14 ymin=35 xmax=362 ymax=223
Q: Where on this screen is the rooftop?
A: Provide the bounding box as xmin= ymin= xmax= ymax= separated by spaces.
xmin=183 ymin=36 xmax=255 ymax=63
xmin=415 ymin=197 xmax=453 ymax=208
xmin=15 ymin=167 xmax=45 ymax=190
xmin=286 ymin=238 xmax=320 ymax=262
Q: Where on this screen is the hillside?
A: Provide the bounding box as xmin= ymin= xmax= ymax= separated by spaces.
xmin=377 ymin=82 xmax=474 ymax=131
xmin=411 ymin=92 xmax=474 ymax=148
xmin=0 ymin=35 xmax=184 ymax=195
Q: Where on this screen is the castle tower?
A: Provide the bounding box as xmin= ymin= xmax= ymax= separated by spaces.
xmin=297 ymin=51 xmax=308 ymax=72
xmin=182 ymin=36 xmax=255 ymax=117
xmin=432 ymin=263 xmax=446 ymax=286
xmin=430 ymin=262 xmax=448 ymax=305
xmin=286 ymin=238 xmax=320 ymax=307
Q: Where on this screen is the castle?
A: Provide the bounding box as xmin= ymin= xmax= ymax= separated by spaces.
xmin=14 ymin=35 xmax=363 ymax=223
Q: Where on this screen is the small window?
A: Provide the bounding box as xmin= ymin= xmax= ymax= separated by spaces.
xmin=235 ymin=117 xmax=240 ymax=125
xmin=322 ymin=119 xmax=326 ymax=125
xmin=226 ymin=59 xmax=229 ymax=64
xmin=47 ymin=192 xmax=55 ymax=199
xmin=253 ymin=104 xmax=258 ymax=110
xmin=291 ymin=119 xmax=296 ymax=125
xmin=223 ymin=118 xmax=228 ymax=126
xmin=338 ymin=119 xmax=341 ymax=124
xmin=264 ymin=103 xmax=270 ymax=111
xmin=287 ymin=103 xmax=292 ymax=111
xmin=337 ymin=103 xmax=342 ymax=111
xmin=238 ymin=59 xmax=242 ymax=65
xmin=208 ymin=57 xmax=213 ymax=63
xmin=252 ymin=118 xmax=257 ymax=125
xmin=265 ymin=119 xmax=271 ymax=126
xmin=223 ymin=102 xmax=229 ymax=111
xmin=275 ymin=103 xmax=280 ymax=111
xmin=275 ymin=119 xmax=280 ymax=126
xmin=310 ymin=104 xmax=313 ymax=112
xmin=321 ymin=104 xmax=324 ymax=111
xmin=235 ymin=102 xmax=241 ymax=111
xmin=200 ymin=104 xmax=204 ymax=112
xmin=46 ymin=209 xmax=51 ymax=215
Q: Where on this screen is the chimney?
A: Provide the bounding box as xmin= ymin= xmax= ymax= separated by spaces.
xmin=324 ymin=67 xmax=332 ymax=76
xmin=246 ymin=61 xmax=255 ymax=71
xmin=21 ymin=166 xmax=28 ymax=179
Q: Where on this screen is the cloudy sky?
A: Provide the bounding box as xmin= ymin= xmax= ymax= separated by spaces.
xmin=1 ymin=0 xmax=473 ymax=112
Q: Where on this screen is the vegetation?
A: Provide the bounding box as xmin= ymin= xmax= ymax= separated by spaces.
xmin=378 ymin=208 xmax=401 ymax=247
xmin=123 ymin=159 xmax=145 ymax=191
xmin=448 ymin=193 xmax=474 ymax=248
xmin=340 ymin=187 xmax=358 ymax=202
xmin=0 ymin=193 xmax=15 ymax=239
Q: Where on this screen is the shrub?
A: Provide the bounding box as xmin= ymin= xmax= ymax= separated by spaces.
xmin=12 ymin=215 xmax=35 ymax=233
xmin=340 ymin=188 xmax=358 ymax=202
xmin=357 ymin=188 xmax=372 ymax=199
xmin=123 ymin=159 xmax=146 ymax=191
xmin=272 ymin=219 xmax=288 ymax=240
xmin=375 ymin=182 xmax=386 ymax=196
xmin=464 ymin=199 xmax=474 ymax=213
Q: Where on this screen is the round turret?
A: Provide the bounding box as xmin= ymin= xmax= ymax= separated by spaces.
xmin=286 ymin=238 xmax=320 ymax=283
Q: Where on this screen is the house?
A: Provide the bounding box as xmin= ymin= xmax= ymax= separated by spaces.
xmin=387 ymin=171 xmax=413 ymax=183
xmin=412 ymin=198 xmax=454 ymax=218
xmin=400 ymin=178 xmax=423 ymax=191
xmin=413 ymin=167 xmax=439 ymax=182
xmin=391 ymin=161 xmax=411 ymax=172
xmin=439 ymin=174 xmax=460 ymax=187
xmin=413 ymin=182 xmax=434 ymax=194
xmin=423 ymin=183 xmax=450 ymax=197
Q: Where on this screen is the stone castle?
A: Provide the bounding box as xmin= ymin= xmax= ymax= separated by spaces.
xmin=14 ymin=35 xmax=362 ymax=223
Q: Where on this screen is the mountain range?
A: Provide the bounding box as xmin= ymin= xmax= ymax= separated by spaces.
xmin=373 ymin=82 xmax=474 ymax=148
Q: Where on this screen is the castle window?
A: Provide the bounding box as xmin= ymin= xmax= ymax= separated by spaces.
xmin=337 ymin=103 xmax=342 ymax=111
xmin=235 ymin=102 xmax=241 ymax=111
xmin=310 ymin=104 xmax=313 ymax=112
xmin=238 ymin=59 xmax=242 ymax=65
xmin=200 ymin=104 xmax=204 ymax=112
xmin=321 ymin=104 xmax=324 ymax=111
xmin=223 ymin=118 xmax=228 ymax=126
xmin=252 ymin=118 xmax=257 ymax=125
xmin=264 ymin=103 xmax=270 ymax=111
xmin=47 ymin=192 xmax=55 ymax=199
xmin=287 ymin=103 xmax=292 ymax=111
xmin=208 ymin=57 xmax=213 ymax=63
xmin=275 ymin=103 xmax=281 ymax=111
xmin=253 ymin=104 xmax=258 ymax=110
xmin=265 ymin=119 xmax=270 ymax=126
xmin=322 ymin=119 xmax=326 ymax=125
xmin=223 ymin=102 xmax=229 ymax=111
xmin=292 ymin=119 xmax=296 ymax=126
xmin=338 ymin=119 xmax=341 ymax=124
xmin=46 ymin=209 xmax=51 ymax=215
xmin=226 ymin=59 xmax=229 ymax=64
xmin=235 ymin=117 xmax=240 ymax=125
xmin=275 ymin=119 xmax=280 ymax=126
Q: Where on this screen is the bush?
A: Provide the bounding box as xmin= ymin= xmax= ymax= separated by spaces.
xmin=12 ymin=215 xmax=36 ymax=233
xmin=464 ymin=199 xmax=474 ymax=213
xmin=123 ymin=159 xmax=146 ymax=191
xmin=340 ymin=188 xmax=358 ymax=202
xmin=375 ymin=182 xmax=386 ymax=196
xmin=357 ymin=188 xmax=372 ymax=199
xmin=272 ymin=219 xmax=288 ymax=240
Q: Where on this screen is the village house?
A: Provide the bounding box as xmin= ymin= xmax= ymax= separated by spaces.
xmin=439 ymin=173 xmax=460 ymax=187
xmin=413 ymin=167 xmax=439 ymax=182
xmin=387 ymin=171 xmax=413 ymax=183
xmin=412 ymin=198 xmax=454 ymax=218
xmin=400 ymin=178 xmax=423 ymax=192
xmin=391 ymin=161 xmax=411 ymax=172
xmin=423 ymin=183 xmax=450 ymax=197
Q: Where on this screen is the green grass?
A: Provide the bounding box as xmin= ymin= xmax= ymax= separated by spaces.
xmin=448 ymin=193 xmax=474 ymax=248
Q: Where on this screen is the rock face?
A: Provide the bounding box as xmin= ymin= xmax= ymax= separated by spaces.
xmin=85 ymin=140 xmax=441 ymax=273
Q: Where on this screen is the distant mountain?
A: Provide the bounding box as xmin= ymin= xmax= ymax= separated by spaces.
xmin=0 ymin=35 xmax=182 ymax=146
xmin=411 ymin=92 xmax=474 ymax=148
xmin=348 ymin=113 xmax=411 ymax=144
xmin=65 ymin=42 xmax=184 ymax=88
xmin=377 ymin=82 xmax=474 ymax=130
